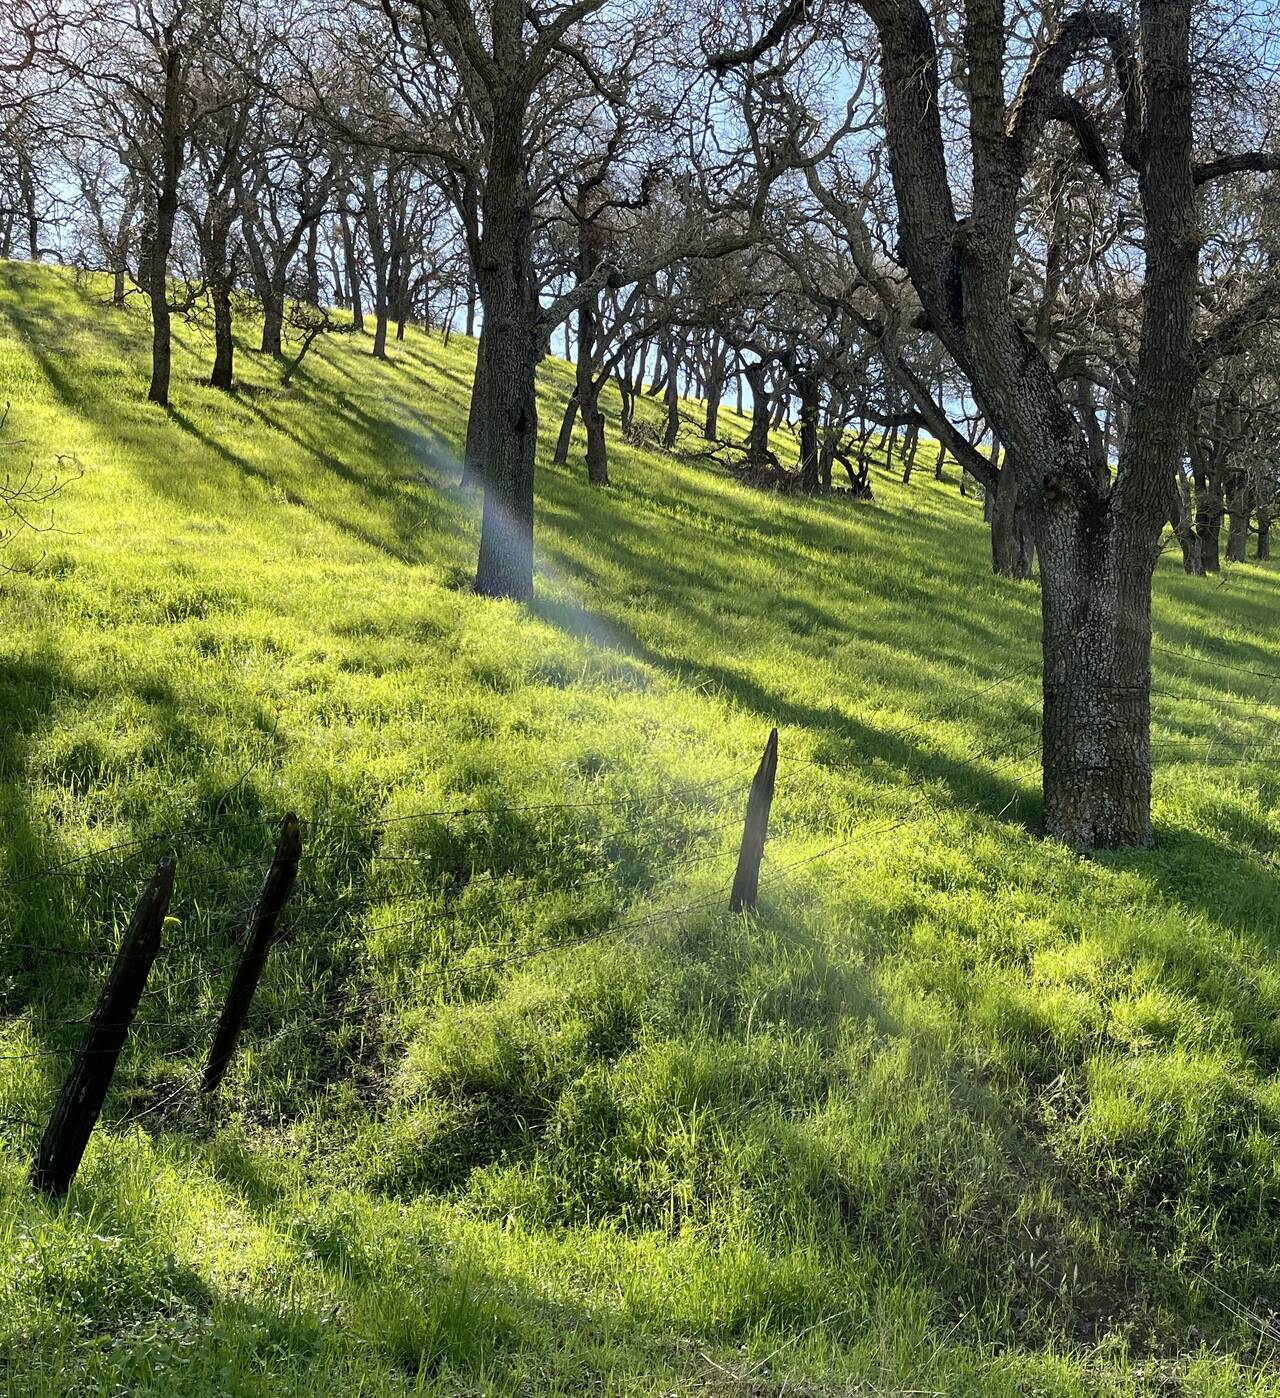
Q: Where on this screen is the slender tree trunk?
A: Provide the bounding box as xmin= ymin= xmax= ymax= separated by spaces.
xmin=210 ymin=278 xmax=235 ymax=390
xmin=146 ymin=53 xmax=185 ymax=409
xmin=1225 ymin=472 xmax=1250 ymax=563
xmin=371 ymin=256 xmax=389 ymax=359
xmin=340 ymin=210 xmax=364 ymax=331
xmin=704 ymin=357 xmax=725 ymax=440
xmin=553 ymin=394 xmax=579 ymax=465
xmin=1257 ymin=506 xmax=1271 ymax=560
xmin=663 ymin=347 xmax=681 ymax=449
xmin=19 ymin=159 xmax=39 ymax=261
xmin=305 ymin=220 xmax=320 ymax=305
xmin=798 ymin=373 xmax=820 ymax=493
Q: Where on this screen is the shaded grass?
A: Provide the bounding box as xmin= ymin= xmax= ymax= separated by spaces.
xmin=1 ymin=260 xmax=1280 ymax=1393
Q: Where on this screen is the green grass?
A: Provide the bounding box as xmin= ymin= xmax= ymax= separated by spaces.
xmin=2 ymin=258 xmax=1280 ymax=1395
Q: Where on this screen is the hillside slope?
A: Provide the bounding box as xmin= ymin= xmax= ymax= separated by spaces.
xmin=2 ymin=260 xmax=1280 ymax=1395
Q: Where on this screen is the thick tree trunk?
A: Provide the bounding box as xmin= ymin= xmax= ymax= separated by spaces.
xmin=990 ymin=466 xmax=1034 ymax=578
xmin=745 ymin=362 xmax=771 ymax=462
xmin=1038 ymin=506 xmax=1155 ymax=848
xmin=473 ymin=99 xmax=539 ymax=601
xmin=1258 ymin=507 xmax=1272 ymax=561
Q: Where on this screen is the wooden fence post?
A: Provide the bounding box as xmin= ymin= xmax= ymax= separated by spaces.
xmin=200 ymin=813 xmax=302 ymax=1096
xmin=730 ymin=728 xmax=778 ymax=914
xmin=32 ymin=856 xmax=175 ymax=1196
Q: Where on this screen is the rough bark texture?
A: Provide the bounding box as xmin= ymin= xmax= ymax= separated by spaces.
xmin=797 ymin=373 xmax=820 ymax=493
xmin=855 ymin=0 xmax=1198 ymax=848
xmin=146 ymin=44 xmax=185 ymax=408
xmin=990 ymin=466 xmax=1034 ymax=579
xmin=473 ymin=95 xmax=539 ymax=600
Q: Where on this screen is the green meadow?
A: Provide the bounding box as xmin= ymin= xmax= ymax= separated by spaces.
xmin=3 ymin=259 xmax=1280 ymax=1394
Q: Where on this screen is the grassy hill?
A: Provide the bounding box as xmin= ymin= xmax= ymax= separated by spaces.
xmin=2 ymin=259 xmax=1280 ymax=1395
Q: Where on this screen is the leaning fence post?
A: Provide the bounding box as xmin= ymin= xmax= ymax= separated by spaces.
xmin=200 ymin=813 xmax=302 ymax=1096
xmin=32 ymin=856 xmax=175 ymax=1196
xmin=730 ymin=728 xmax=778 ymax=914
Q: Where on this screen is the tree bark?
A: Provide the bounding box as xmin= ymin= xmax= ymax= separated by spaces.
xmin=473 ymin=96 xmax=539 ymax=601
xmin=797 ymin=372 xmax=820 ymax=493
xmin=341 ymin=208 xmax=364 ymax=331
xmin=990 ymin=466 xmax=1032 ymax=578
xmin=744 ymin=362 xmax=771 ymax=463
xmin=553 ymin=394 xmax=579 ymax=465
xmin=1039 ymin=506 xmax=1155 ymax=848
xmin=1225 ymin=471 xmax=1250 ymax=563
xmin=146 ymin=46 xmax=185 ymax=408
xmin=210 ymin=275 xmax=235 ymax=391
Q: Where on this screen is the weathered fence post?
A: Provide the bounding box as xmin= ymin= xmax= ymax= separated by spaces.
xmin=32 ymin=856 xmax=175 ymax=1196
xmin=200 ymin=813 xmax=302 ymax=1095
xmin=730 ymin=728 xmax=778 ymax=914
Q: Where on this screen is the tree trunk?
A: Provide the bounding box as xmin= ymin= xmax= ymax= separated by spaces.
xmin=340 ymin=210 xmax=364 ymax=331
xmin=305 ymin=220 xmax=321 ymax=305
xmin=662 ymin=340 xmax=681 ymax=448
xmin=901 ymin=424 xmax=919 ymax=484
xmin=583 ymin=386 xmax=608 ymax=486
xmin=1225 ymin=472 xmax=1250 ymax=563
xmin=210 ymin=276 xmax=234 ymax=391
xmin=990 ymin=466 xmax=1033 ymax=579
xmin=704 ymin=360 xmax=724 ymax=440
xmin=1038 ymin=506 xmax=1155 ymax=848
xmin=797 ymin=373 xmax=820 ymax=493
xmin=553 ymin=394 xmax=579 ymax=465
xmin=745 ymin=362 xmax=771 ymax=463
xmin=1196 ymin=471 xmax=1223 ymax=572
xmin=473 ymin=98 xmax=539 ymax=601
xmin=261 ymin=269 xmax=285 ymax=357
